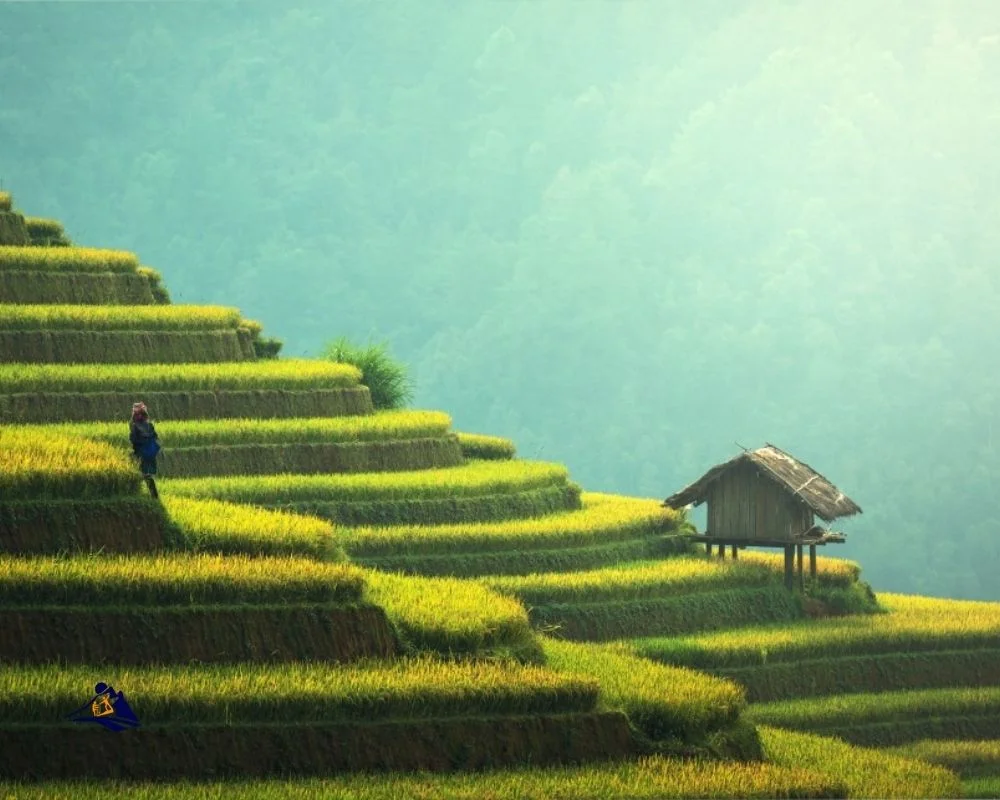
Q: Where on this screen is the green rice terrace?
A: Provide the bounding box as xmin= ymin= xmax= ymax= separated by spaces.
xmin=0 ymin=190 xmax=997 ymax=797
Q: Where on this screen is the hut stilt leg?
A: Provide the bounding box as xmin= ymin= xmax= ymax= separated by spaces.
xmin=796 ymin=544 xmax=804 ymax=591
xmin=731 ymin=544 xmax=738 ymax=560
xmin=784 ymin=546 xmax=794 ymax=590
xmin=706 ymin=542 xmax=713 ymax=557
xmin=718 ymin=543 xmax=726 ymax=560
xmin=809 ymin=545 xmax=817 ymax=580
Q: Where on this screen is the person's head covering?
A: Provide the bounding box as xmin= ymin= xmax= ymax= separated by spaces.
xmin=131 ymin=402 xmax=148 ymax=421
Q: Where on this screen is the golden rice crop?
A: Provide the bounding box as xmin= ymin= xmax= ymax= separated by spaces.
xmin=343 ymin=492 xmax=679 ymax=556
xmin=889 ymin=739 xmax=1000 ymax=777
xmin=0 ymin=758 xmax=849 ymax=799
xmin=542 ymin=637 xmax=745 ymax=742
xmin=739 ymin=549 xmax=861 ymax=584
xmin=0 ymin=427 xmax=138 ymax=499
xmin=0 ymin=304 xmax=242 ymax=331
xmin=0 ymin=552 xmax=363 ymax=606
xmin=636 ymin=591 xmax=1000 ymax=669
xmin=165 ymin=459 xmax=568 ymax=504
xmin=0 ymin=246 xmax=139 ymax=273
xmin=162 ymin=496 xmax=340 ymax=560
xmin=33 ymin=410 xmax=451 ymax=449
xmin=482 ymin=550 xmax=852 ymax=605
xmin=747 ymin=686 xmax=1000 ymax=730
xmin=362 ymin=570 xmax=538 ymax=659
xmin=761 ymin=726 xmax=962 ymax=799
xmin=0 ymin=191 xmax=11 ymax=211
xmin=0 ymin=359 xmax=361 ymax=393
xmin=0 ymin=657 xmax=598 ymax=724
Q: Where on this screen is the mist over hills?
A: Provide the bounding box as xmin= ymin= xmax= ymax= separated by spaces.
xmin=2 ymin=0 xmax=998 ymax=599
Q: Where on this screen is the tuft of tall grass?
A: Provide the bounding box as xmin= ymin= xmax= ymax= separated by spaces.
xmin=322 ymin=336 xmax=414 ymax=409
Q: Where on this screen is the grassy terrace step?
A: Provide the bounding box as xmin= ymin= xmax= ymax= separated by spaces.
xmin=24 ymin=412 xmax=457 ymax=477
xmin=541 ymin=638 xmax=748 ymax=753
xmin=0 ymin=329 xmax=255 ymax=363
xmin=0 ymin=359 xmax=360 ymax=392
xmin=165 ymin=460 xmax=581 ymax=526
xmin=636 ymin=594 xmax=1000 ymax=670
xmin=0 ymin=661 xmax=635 ymax=778
xmin=23 ymin=216 xmax=70 ymax=246
xmin=759 ymin=726 xmax=961 ymax=799
xmin=1 ymin=499 xmax=175 ymax=555
xmin=635 ymin=593 xmax=1000 ymax=700
xmin=0 ymin=270 xmax=159 ymax=304
xmin=362 ymin=571 xmax=540 ymax=660
xmin=0 ymin=360 xmax=370 ymax=422
xmin=164 ymin=496 xmax=340 ymax=560
xmin=0 ymin=555 xmax=397 ymax=664
xmin=0 ymin=427 xmax=138 ymax=500
xmin=480 ymin=553 xmax=862 ymax=640
xmin=0 ymin=212 xmax=29 ymax=246
xmin=890 ymin=739 xmax=1000 ymax=779
xmin=747 ymin=686 xmax=1000 ymax=746
xmin=0 ymin=245 xmax=139 ymax=273
xmin=0 ymin=304 xmax=245 ymax=330
xmin=48 ymin=410 xmax=453 ymax=446
xmin=347 ymin=493 xmax=686 ymax=576
xmin=455 ymin=432 xmax=515 ymax=460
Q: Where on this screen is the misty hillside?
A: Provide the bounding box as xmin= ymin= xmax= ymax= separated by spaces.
xmin=2 ymin=0 xmax=998 ymax=599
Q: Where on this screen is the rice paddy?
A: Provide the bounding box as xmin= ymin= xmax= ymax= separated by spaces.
xmin=0 ymin=553 xmax=365 ymax=606
xmin=341 ymin=492 xmax=678 ymax=557
xmin=0 ymin=758 xmax=851 ymax=799
xmin=0 ymin=304 xmax=244 ymax=330
xmin=164 ymin=459 xmax=570 ymax=503
xmin=35 ymin=410 xmax=453 ymax=447
xmin=0 ymin=359 xmax=362 ymax=392
xmin=635 ymin=592 xmax=1000 ymax=669
xmin=0 ymin=659 xmax=599 ymax=725
xmin=0 ymin=246 xmax=140 ymax=273
xmin=0 ymin=426 xmax=138 ymax=499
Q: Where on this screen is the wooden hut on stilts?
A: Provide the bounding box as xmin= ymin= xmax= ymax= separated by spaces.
xmin=663 ymin=444 xmax=862 ymax=590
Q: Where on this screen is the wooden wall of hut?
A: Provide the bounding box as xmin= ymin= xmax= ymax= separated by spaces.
xmin=706 ymin=461 xmax=813 ymax=541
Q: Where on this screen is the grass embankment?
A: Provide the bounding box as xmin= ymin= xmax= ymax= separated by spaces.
xmin=164 ymin=496 xmax=341 ymax=560
xmin=0 ymin=304 xmax=244 ymax=330
xmin=0 ymin=660 xmax=633 ymax=777
xmin=30 ymin=412 xmax=462 ymax=477
xmin=0 ymin=270 xmax=159 ymax=305
xmin=541 ymin=637 xmax=751 ymax=756
xmin=0 ymin=361 xmax=371 ymax=421
xmin=0 ymin=360 xmax=361 ymax=392
xmin=0 ymin=427 xmax=138 ymax=499
xmin=0 ymin=554 xmax=396 ymax=664
xmin=0 ymin=246 xmax=139 ymax=273
xmin=344 ymin=493 xmax=683 ymax=576
xmin=747 ymin=686 xmax=1000 ymax=746
xmin=890 ymin=739 xmax=1000 ymax=779
xmin=455 ymin=432 xmax=515 ymax=459
xmin=22 ymin=216 xmax=70 ymax=245
xmin=164 ymin=460 xmax=581 ymax=526
xmin=482 ymin=553 xmax=866 ymax=640
xmin=636 ymin=593 xmax=1000 ymax=700
xmin=0 ymin=759 xmax=850 ymax=799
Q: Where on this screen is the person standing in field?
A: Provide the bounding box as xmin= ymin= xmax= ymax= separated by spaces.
xmin=129 ymin=402 xmax=160 ymax=499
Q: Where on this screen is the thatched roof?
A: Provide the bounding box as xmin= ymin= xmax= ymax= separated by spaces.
xmin=663 ymin=443 xmax=862 ymax=522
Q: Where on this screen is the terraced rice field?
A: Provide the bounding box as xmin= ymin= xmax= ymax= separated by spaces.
xmin=0 ymin=304 xmax=244 ymax=330
xmin=747 ymin=686 xmax=1000 ymax=746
